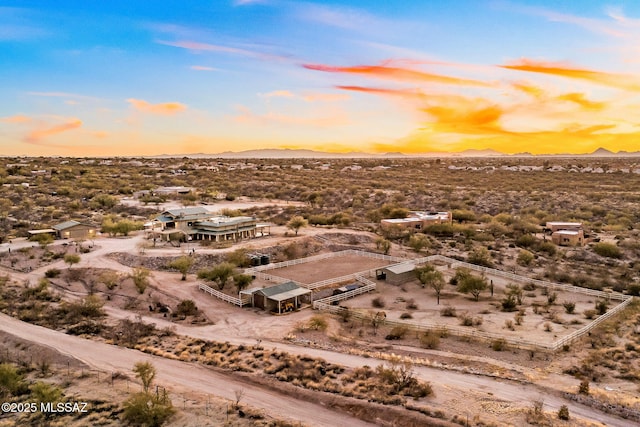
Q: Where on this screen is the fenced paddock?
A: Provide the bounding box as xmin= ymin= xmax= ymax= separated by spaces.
xmin=245 ymin=250 xmax=399 ymax=289
xmin=312 ymin=254 xmax=633 ymax=352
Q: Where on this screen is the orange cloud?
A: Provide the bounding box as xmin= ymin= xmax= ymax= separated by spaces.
xmin=259 ymin=90 xmax=295 ymax=98
xmin=127 ymin=98 xmax=187 ymax=115
xmin=25 ymin=118 xmax=83 ymax=144
xmin=304 ymin=63 xmax=490 ymax=86
xmin=501 ymin=59 xmax=640 ymax=91
xmin=1 ymin=114 xmax=32 ymax=123
xmin=556 ymin=93 xmax=605 ymax=111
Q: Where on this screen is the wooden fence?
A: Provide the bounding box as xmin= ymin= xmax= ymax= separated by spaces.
xmin=313 ymin=277 xmax=377 ymax=307
xmin=314 ymin=296 xmax=636 ymax=352
xmin=198 ymin=283 xmax=250 ymax=307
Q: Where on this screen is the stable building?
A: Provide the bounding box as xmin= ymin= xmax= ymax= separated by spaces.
xmin=242 ymin=281 xmax=312 ymax=314
xmin=376 ymin=263 xmax=416 ymax=285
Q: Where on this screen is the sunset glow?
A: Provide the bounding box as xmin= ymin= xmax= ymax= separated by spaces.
xmin=2 ymin=1 xmax=640 ymax=156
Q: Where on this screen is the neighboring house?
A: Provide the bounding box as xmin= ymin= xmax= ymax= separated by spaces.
xmin=150 ymin=207 xmax=269 ymax=242
xmin=243 ymin=281 xmax=312 ymax=314
xmin=381 ymin=211 xmax=452 ymax=231
xmin=376 ymin=263 xmax=416 ymax=285
xmin=545 ymin=222 xmax=584 ymax=246
xmin=52 ymin=220 xmax=97 ymax=240
xmin=551 ymin=230 xmax=584 ymax=246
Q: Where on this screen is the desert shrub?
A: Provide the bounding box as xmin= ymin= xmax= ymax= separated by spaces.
xmin=627 ymin=283 xmax=640 ymax=296
xmin=176 ymin=300 xmax=198 ymax=317
xmin=538 ymin=242 xmax=556 ymax=256
xmin=44 ymin=268 xmax=61 ymax=278
xmin=371 ymin=297 xmax=385 ymax=308
xmin=492 ymin=339 xmax=506 ymax=351
xmin=592 ymin=242 xmax=622 ymax=259
xmin=385 ymin=325 xmax=408 ymax=340
xmin=514 ymin=312 xmax=524 ymax=325
xmin=516 ymin=234 xmax=536 ymax=248
xmin=122 ymin=391 xmax=175 ymax=426
xmin=501 ymin=295 xmax=518 ymax=312
xmin=419 ymin=331 xmax=440 ymax=349
xmin=440 ymin=306 xmax=456 ymax=317
xmin=578 ymin=379 xmax=590 ymax=395
xmin=544 ymin=322 xmax=552 ymax=332
xmin=583 ymin=309 xmax=597 ymax=319
xmin=399 ymin=312 xmax=412 ymax=319
xmin=563 ymin=301 xmax=575 ymax=314
xmin=547 ymin=292 xmax=558 ymax=305
xmin=308 ymin=315 xmax=328 ymax=331
xmin=558 ymin=405 xmax=570 ymax=420
xmin=517 ymin=250 xmax=534 ymax=266
xmin=504 ymin=319 xmax=514 ymax=330
xmin=595 ymin=299 xmax=608 ymax=315
xmin=405 ymin=298 xmax=417 ymax=310
xmin=0 ymin=363 xmax=28 ymax=397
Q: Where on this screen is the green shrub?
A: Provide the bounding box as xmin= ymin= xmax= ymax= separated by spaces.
xmin=592 ymin=242 xmax=622 ymax=259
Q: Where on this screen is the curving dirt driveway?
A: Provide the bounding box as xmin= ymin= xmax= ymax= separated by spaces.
xmin=0 ymin=312 xmax=374 ymax=427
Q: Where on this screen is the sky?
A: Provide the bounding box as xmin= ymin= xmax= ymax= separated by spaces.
xmin=2 ymin=0 xmax=640 ymax=156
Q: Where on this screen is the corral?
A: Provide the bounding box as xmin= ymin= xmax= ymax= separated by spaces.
xmin=314 ymin=256 xmax=633 ymax=351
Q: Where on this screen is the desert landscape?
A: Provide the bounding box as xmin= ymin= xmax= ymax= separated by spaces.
xmin=3 ymin=1 xmax=640 ymax=426
xmin=0 ymin=156 xmax=638 ymax=426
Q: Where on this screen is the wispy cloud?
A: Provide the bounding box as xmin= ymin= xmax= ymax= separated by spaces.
xmin=127 ymin=98 xmax=187 ymax=115
xmin=233 ymin=0 xmax=268 ymax=5
xmin=1 ymin=114 xmax=31 ymax=123
xmin=190 ymin=65 xmax=217 ymax=71
xmin=304 ymin=63 xmax=490 ymax=87
xmin=24 ymin=117 xmax=83 ymax=145
xmin=0 ymin=7 xmax=49 ymax=41
xmin=233 ymin=105 xmax=349 ymax=127
xmin=157 ymin=39 xmax=288 ymax=61
xmin=259 ymin=90 xmax=294 ymax=99
xmin=500 ymin=59 xmax=640 ymax=91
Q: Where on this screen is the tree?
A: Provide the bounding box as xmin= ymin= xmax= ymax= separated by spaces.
xmin=64 ymin=253 xmax=80 ymax=269
xmin=167 ymin=256 xmax=193 ymax=281
xmin=131 ymin=267 xmax=151 ymax=294
xmin=457 ymin=272 xmax=488 ymax=301
xmin=197 ymin=262 xmax=235 ymax=290
xmin=287 ymin=215 xmax=308 ymax=236
xmin=408 ymin=234 xmax=430 ymax=253
xmin=468 ymin=247 xmax=493 ymax=268
xmin=233 ymin=273 xmax=253 ymax=292
xmin=416 ymin=265 xmax=445 ymax=304
xmin=32 ymin=233 xmax=54 ymax=249
xmin=133 ymin=361 xmax=156 ymax=393
xmin=375 ymin=237 xmax=391 ymax=255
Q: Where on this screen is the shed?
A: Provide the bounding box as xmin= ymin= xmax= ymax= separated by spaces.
xmin=53 ymin=220 xmax=97 ymax=240
xmin=377 ymin=263 xmax=416 ymax=285
xmin=252 ymin=281 xmax=312 ymax=314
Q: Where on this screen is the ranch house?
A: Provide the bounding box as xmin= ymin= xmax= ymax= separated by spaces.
xmin=381 ymin=211 xmax=452 ymax=231
xmin=149 ymin=207 xmax=270 ymax=242
xmin=545 ymin=222 xmax=584 ymax=246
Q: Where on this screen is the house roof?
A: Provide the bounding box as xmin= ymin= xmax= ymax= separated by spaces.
xmin=256 ymin=281 xmax=311 ymax=301
xmin=197 ymin=216 xmax=255 ymax=228
xmin=53 ymin=220 xmax=83 ymax=231
xmin=554 ymin=230 xmax=580 ymax=236
xmin=384 ymin=263 xmax=416 ymax=275
xmin=546 ymin=222 xmax=582 ymax=227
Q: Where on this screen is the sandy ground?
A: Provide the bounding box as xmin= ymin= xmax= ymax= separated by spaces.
xmin=0 ymin=230 xmax=634 ymax=426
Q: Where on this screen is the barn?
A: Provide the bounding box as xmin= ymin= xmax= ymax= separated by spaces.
xmin=377 ymin=263 xmax=416 ymax=285
xmin=247 ymin=281 xmax=312 ymax=314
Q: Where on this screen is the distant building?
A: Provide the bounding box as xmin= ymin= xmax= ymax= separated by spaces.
xmin=381 ymin=211 xmax=452 ymax=231
xmin=545 ymin=222 xmax=584 ymax=246
xmin=52 ymin=220 xmax=97 ymax=240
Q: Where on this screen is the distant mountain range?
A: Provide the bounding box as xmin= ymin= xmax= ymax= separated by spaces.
xmin=153 ymin=147 xmax=640 ymax=159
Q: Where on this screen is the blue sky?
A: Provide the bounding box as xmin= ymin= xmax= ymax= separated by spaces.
xmin=2 ymin=1 xmax=640 ymax=156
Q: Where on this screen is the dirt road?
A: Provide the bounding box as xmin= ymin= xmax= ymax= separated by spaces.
xmin=0 ymin=312 xmax=374 ymax=427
